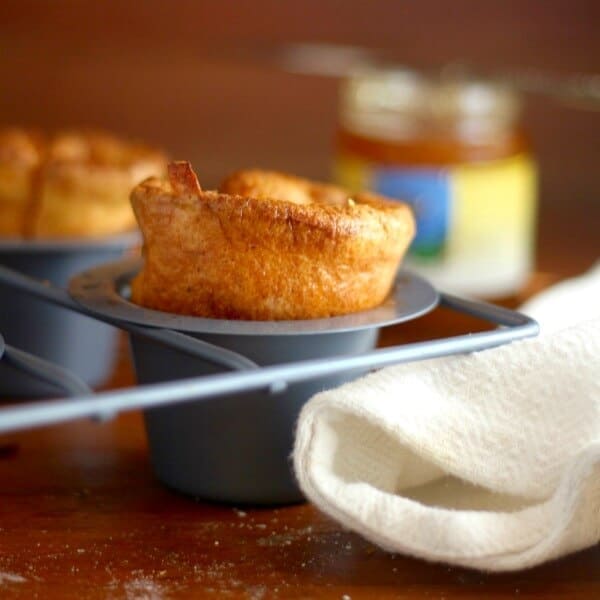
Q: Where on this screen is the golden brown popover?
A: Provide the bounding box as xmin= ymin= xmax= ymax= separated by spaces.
xmin=0 ymin=129 xmax=42 ymax=237
xmin=0 ymin=129 xmax=166 ymax=238
xmin=131 ymin=162 xmax=415 ymax=320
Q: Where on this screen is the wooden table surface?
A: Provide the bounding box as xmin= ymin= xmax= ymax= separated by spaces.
xmin=0 ymin=264 xmax=599 ymax=599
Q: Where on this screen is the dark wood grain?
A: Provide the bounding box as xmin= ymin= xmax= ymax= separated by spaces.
xmin=0 ymin=324 xmax=599 ymax=599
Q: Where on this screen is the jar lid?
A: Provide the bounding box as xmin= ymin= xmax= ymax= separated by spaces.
xmin=340 ymin=67 xmax=521 ymax=141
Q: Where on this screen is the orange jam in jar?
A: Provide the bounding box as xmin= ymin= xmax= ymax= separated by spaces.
xmin=334 ymin=68 xmax=537 ymax=298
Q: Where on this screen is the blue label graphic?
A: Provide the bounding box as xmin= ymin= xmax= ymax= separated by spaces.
xmin=373 ymin=167 xmax=450 ymax=258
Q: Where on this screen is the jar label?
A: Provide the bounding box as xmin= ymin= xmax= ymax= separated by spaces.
xmin=334 ymin=154 xmax=537 ymax=296
xmin=374 ymin=167 xmax=450 ymax=259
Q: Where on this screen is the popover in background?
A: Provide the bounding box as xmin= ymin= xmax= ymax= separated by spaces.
xmin=0 ymin=128 xmax=167 ymax=238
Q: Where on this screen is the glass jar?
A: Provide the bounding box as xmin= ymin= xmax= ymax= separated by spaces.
xmin=334 ymin=67 xmax=537 ymax=298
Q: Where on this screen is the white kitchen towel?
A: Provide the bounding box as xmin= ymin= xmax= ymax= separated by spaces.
xmin=293 ymin=263 xmax=600 ymax=571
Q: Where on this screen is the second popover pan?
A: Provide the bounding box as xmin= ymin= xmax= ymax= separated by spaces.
xmin=0 ymin=234 xmax=139 ymax=397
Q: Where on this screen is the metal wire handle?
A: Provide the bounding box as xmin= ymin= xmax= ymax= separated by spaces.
xmin=0 ymin=265 xmax=260 ymax=374
xmin=0 ymin=285 xmax=538 ymax=434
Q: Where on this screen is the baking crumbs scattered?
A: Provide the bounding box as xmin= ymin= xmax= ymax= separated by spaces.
xmin=342 ymin=595 xmax=351 ymax=600
xmin=234 ymin=509 xmax=247 ymax=518
xmin=214 ymin=541 xmax=219 ymax=546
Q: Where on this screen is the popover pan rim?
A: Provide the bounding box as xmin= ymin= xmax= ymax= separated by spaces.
xmin=69 ymin=256 xmax=439 ymax=336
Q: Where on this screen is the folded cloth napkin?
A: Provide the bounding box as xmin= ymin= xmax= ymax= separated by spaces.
xmin=293 ymin=263 xmax=600 ymax=571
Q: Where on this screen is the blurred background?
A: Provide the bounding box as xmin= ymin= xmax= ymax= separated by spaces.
xmin=1 ymin=0 xmax=598 ymax=278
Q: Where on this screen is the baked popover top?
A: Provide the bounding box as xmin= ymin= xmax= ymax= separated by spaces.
xmin=130 ymin=162 xmax=415 ymax=320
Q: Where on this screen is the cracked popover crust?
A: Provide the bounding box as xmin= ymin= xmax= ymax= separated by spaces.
xmin=0 ymin=129 xmax=166 ymax=238
xmin=130 ymin=162 xmax=415 ymax=320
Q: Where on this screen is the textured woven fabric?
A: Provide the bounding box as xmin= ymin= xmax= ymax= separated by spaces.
xmin=293 ymin=263 xmax=600 ymax=571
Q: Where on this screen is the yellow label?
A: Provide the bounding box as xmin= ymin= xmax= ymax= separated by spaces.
xmin=449 ymin=155 xmax=537 ymax=272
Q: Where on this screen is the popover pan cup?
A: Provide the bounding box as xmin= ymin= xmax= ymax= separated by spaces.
xmin=69 ymin=258 xmax=439 ymax=505
xmin=0 ymin=234 xmax=138 ymax=397
xmin=132 ymin=329 xmax=378 ymax=505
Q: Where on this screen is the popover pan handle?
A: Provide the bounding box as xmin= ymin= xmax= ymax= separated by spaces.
xmin=0 ymin=264 xmax=260 ymax=373
xmin=0 ymin=335 xmax=91 ymax=397
xmin=0 ymin=295 xmax=538 ymax=434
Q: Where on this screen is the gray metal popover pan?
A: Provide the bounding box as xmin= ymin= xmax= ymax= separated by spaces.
xmin=69 ymin=257 xmax=439 ymax=504
xmin=0 ymin=233 xmax=139 ymax=397
xmin=0 ymin=259 xmax=538 ymax=506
